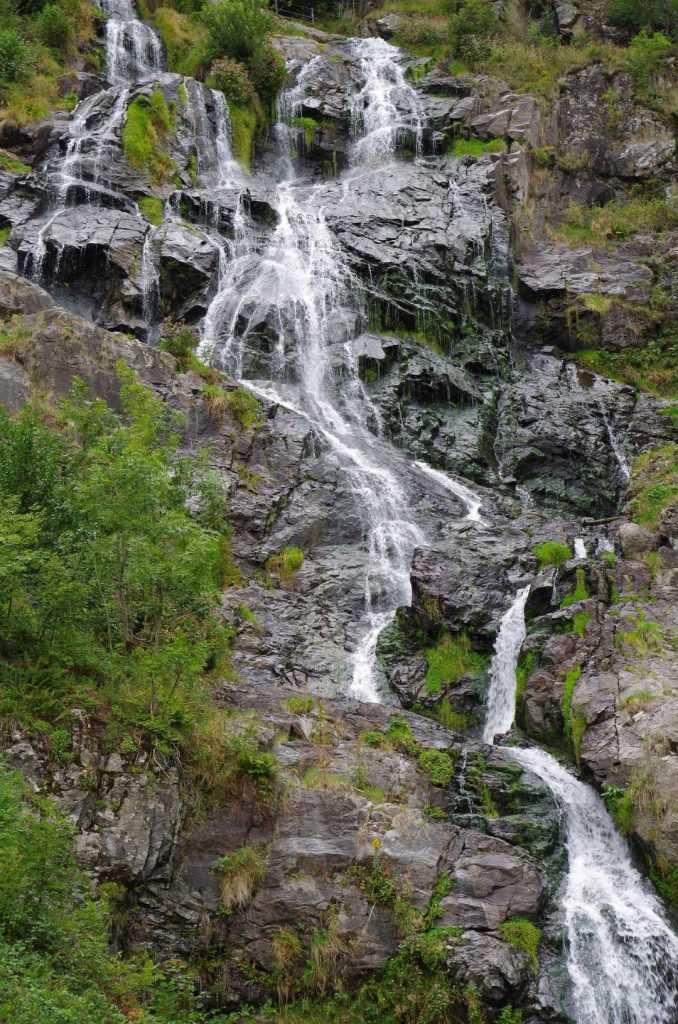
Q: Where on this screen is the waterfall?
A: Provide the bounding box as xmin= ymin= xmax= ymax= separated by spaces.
xmin=483 ymin=589 xmax=678 ymax=1022
xmin=350 ymin=37 xmax=423 ymax=166
xmin=100 ymin=0 xmax=163 ymax=85
xmin=573 ymin=537 xmax=586 ymax=559
xmin=599 ymin=401 xmax=631 ymax=481
xmin=199 ymin=43 xmax=449 ymax=700
xmin=412 ymin=460 xmax=486 ymax=524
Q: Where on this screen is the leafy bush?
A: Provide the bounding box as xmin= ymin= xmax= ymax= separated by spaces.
xmin=0 ymin=765 xmax=217 ymax=1022
xmin=627 ymin=29 xmax=672 ymax=94
xmin=38 ymin=4 xmax=74 ymax=53
xmin=0 ymin=367 xmax=233 ymax=774
xmin=202 ymin=0 xmax=272 ymax=64
xmin=207 ymin=55 xmax=256 ymax=106
xmin=0 ymin=29 xmax=29 ymax=83
xmin=418 ymin=748 xmax=455 ymax=787
xmin=533 ymin=541 xmax=572 ymax=568
xmin=608 ymin=0 xmax=676 ymax=39
xmin=248 ymin=45 xmax=287 ymax=106
xmin=448 ymin=0 xmax=498 ymax=63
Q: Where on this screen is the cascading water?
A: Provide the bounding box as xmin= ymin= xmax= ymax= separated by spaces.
xmin=599 ymin=401 xmax=631 ymax=481
xmin=199 ymin=42 xmax=473 ymax=700
xmin=350 ymin=37 xmax=423 ymax=166
xmin=100 ymin=0 xmax=163 ymax=85
xmin=412 ymin=460 xmax=486 ymax=524
xmin=483 ymin=589 xmax=678 ymax=1023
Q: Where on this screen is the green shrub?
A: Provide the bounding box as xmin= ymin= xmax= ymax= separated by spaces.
xmin=608 ymin=0 xmax=676 ymax=39
xmin=225 ymin=385 xmax=260 ymax=428
xmin=448 ymin=0 xmax=498 ymax=63
xmin=202 ymin=0 xmax=272 ymax=63
xmin=153 ymin=6 xmax=210 ymax=77
xmin=500 ymin=919 xmax=542 ymax=973
xmin=418 ymin=748 xmax=455 ymax=787
xmin=385 ymin=715 xmax=420 ymax=756
xmin=628 ymin=29 xmax=672 ymax=94
xmin=0 ymin=29 xmax=29 ymax=83
xmin=248 ymin=44 xmax=287 ymax=106
xmin=235 ymin=747 xmax=278 ymax=792
xmin=38 ymin=4 xmax=74 ymax=53
xmin=533 ymin=541 xmax=572 ymax=568
xmin=207 ymin=55 xmax=256 ymax=106
xmin=285 ymin=696 xmax=315 ymax=715
xmin=138 ymin=196 xmax=163 ymax=225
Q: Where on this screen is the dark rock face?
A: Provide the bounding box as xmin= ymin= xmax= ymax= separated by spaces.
xmin=2 ymin=13 xmax=677 ymax=1021
xmin=557 ymin=66 xmax=676 ymax=180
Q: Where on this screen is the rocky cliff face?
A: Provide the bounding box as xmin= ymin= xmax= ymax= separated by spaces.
xmin=0 ymin=2 xmax=677 ymax=1022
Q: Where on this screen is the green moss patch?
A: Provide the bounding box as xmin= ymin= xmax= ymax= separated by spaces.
xmin=122 ymin=89 xmax=177 ymax=185
xmin=138 ymin=196 xmax=163 ymax=225
xmin=425 ymin=632 xmax=486 ymax=695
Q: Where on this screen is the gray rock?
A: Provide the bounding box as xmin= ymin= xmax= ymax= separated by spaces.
xmin=618 ymin=522 xmax=659 ymax=557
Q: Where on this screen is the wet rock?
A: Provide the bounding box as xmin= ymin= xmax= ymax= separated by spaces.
xmin=446 ymin=929 xmax=532 ymax=1005
xmin=0 ymin=269 xmax=53 ymax=314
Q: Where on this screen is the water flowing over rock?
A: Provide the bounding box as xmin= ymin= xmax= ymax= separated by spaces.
xmin=1 ymin=6 xmax=677 ymax=1021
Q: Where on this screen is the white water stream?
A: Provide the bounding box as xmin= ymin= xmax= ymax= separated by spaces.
xmin=484 ymin=589 xmax=678 ymax=1022
xmin=199 ymin=41 xmax=479 ymax=700
xmin=100 ymin=0 xmax=163 ymax=84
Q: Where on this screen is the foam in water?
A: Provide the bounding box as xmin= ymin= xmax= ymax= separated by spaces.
xmin=574 ymin=537 xmax=587 ymax=559
xmin=200 ymin=45 xmax=431 ymax=701
xmin=350 ymin=37 xmax=423 ymax=166
xmin=484 ymin=589 xmax=678 ymax=1022
xmin=413 ymin=459 xmax=485 ymax=524
xmin=100 ymin=0 xmax=163 ymax=84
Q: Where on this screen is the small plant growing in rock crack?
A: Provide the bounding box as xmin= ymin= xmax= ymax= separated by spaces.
xmin=499 ymin=918 xmax=542 ymax=974
xmin=560 ymin=568 xmax=589 ymax=608
xmin=214 ymin=845 xmax=266 ymax=912
xmin=267 ymin=545 xmax=304 ymax=584
xmin=284 ymin=696 xmax=315 ymax=715
xmin=533 ymin=541 xmax=572 ymax=569
xmin=418 ymin=748 xmax=455 ymax=787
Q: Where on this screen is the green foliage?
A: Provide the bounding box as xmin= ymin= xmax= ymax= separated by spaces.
xmin=0 ymin=765 xmax=224 ymax=1023
xmin=247 ymin=45 xmax=287 ymax=106
xmin=267 ymin=545 xmax=304 ymax=582
xmin=0 ymin=29 xmax=29 ymax=82
xmin=496 ymin=1009 xmax=523 ymax=1024
xmin=608 ymin=0 xmax=676 ymax=37
xmin=122 ymin=90 xmax=176 ymax=185
xmin=450 ymin=135 xmax=506 ymax=157
xmin=615 ymin=610 xmax=665 ymax=655
xmin=448 ymin=0 xmax=498 ymax=63
xmin=552 ymin=195 xmax=678 ymax=248
xmin=628 ymin=29 xmax=672 ymax=95
xmin=572 ymin=611 xmax=592 ymax=637
xmin=234 ymin=746 xmax=278 ymax=793
xmin=153 ymin=6 xmax=209 ymax=77
xmin=499 ymin=919 xmax=542 ymax=974
xmin=38 ymin=4 xmax=74 ymax=53
xmin=385 ymin=715 xmax=420 ymax=756
xmin=515 ymin=649 xmax=537 ymax=699
xmin=214 ymin=845 xmax=266 ymax=911
xmin=560 ymin=567 xmax=589 ymax=608
xmin=576 ymin=334 xmax=678 ymax=399
xmin=225 ymin=386 xmax=261 ymax=428
xmin=603 ymin=779 xmax=638 ymax=833
xmin=0 ymin=369 xmax=235 ymax=779
xmin=203 ymin=0 xmax=272 ymax=64
xmin=418 ymin=748 xmax=455 ymax=787
xmin=207 ymin=55 xmax=256 ymax=106
xmin=230 ymin=104 xmax=257 ymax=171
xmin=533 ymin=541 xmax=572 ymax=569
xmin=425 ymin=631 xmax=486 ymax=694
xmin=138 ymin=196 xmax=164 ymax=225
xmin=465 ymin=752 xmax=498 ymax=818
xmin=627 ymin=444 xmax=678 ymax=528
xmin=434 ymin=697 xmax=468 ymax=733
xmin=0 ymin=151 xmax=31 ymax=172
xmin=562 ymin=667 xmax=585 ymax=760
xmin=285 ymin=696 xmax=315 ymax=715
